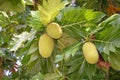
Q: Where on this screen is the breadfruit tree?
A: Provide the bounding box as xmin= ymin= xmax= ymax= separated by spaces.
xmin=0 ymin=0 xmax=120 ymax=80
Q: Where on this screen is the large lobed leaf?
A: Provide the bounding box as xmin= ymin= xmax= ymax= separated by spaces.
xmin=59 ymin=7 xmax=105 ymax=25
xmin=27 ymin=11 xmax=43 ymax=31
xmin=57 ymin=7 xmax=105 ymax=39
xmin=95 ymin=14 xmax=120 ymax=70
xmin=10 ymin=31 xmax=36 ymax=51
xmin=55 ymin=41 xmax=81 ymax=63
xmin=63 ymin=54 xmax=98 ymax=80
xmin=38 ymin=0 xmax=68 ymax=25
xmin=25 ymin=59 xmax=41 ymax=76
xmin=96 ymin=14 xmax=120 ymax=54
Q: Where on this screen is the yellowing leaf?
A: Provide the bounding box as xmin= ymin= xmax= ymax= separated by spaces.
xmin=38 ymin=0 xmax=68 ymax=25
xmin=38 ymin=6 xmax=50 ymax=25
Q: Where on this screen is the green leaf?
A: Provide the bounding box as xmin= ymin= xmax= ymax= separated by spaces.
xmin=55 ymin=55 xmax=64 ymax=63
xmin=21 ymin=40 xmax=39 ymax=65
xmin=31 ymin=72 xmax=44 ymax=80
xmin=26 ymin=59 xmax=41 ymax=76
xmin=63 ymin=41 xmax=81 ymax=60
xmin=27 ymin=11 xmax=44 ymax=31
xmin=59 ymin=7 xmax=86 ymax=25
xmin=76 ymin=0 xmax=101 ymax=10
xmin=44 ymin=73 xmax=63 ymax=80
xmin=96 ymin=14 xmax=120 ymax=55
xmin=55 ymin=41 xmax=81 ymax=63
xmin=38 ymin=0 xmax=68 ymax=25
xmin=27 ymin=41 xmax=38 ymax=55
xmin=64 ymin=54 xmax=97 ymax=80
xmin=0 ymin=0 xmax=26 ymax=12
xmin=67 ymin=60 xmax=81 ymax=74
xmin=85 ymin=63 xmax=97 ymax=80
xmin=58 ymin=7 xmax=105 ymax=39
xmin=80 ymin=62 xmax=97 ymax=80
xmin=0 ymin=11 xmax=10 ymax=27
xmin=108 ymin=49 xmax=120 ymax=71
xmin=59 ymin=7 xmax=105 ymax=25
xmin=84 ymin=10 xmax=106 ymax=22
xmin=10 ymin=31 xmax=36 ymax=51
xmin=16 ymin=41 xmax=32 ymax=56
xmin=0 ymin=49 xmax=5 ymax=57
xmin=27 ymin=52 xmax=39 ymax=65
xmin=25 ymin=0 xmax=34 ymax=5
xmin=22 ymin=54 xmax=31 ymax=65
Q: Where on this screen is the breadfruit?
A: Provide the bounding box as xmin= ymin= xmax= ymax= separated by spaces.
xmin=38 ymin=33 xmax=54 ymax=58
xmin=82 ymin=42 xmax=99 ymax=64
xmin=47 ymin=22 xmax=63 ymax=39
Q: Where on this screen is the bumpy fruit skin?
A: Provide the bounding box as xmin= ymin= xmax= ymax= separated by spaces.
xmin=38 ymin=33 xmax=54 ymax=58
xmin=82 ymin=42 xmax=99 ymax=64
xmin=47 ymin=22 xmax=63 ymax=39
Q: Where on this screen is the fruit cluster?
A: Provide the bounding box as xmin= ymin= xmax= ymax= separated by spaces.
xmin=38 ymin=22 xmax=63 ymax=58
xmin=38 ymin=22 xmax=99 ymax=64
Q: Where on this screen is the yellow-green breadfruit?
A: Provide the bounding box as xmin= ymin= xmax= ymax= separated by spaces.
xmin=82 ymin=42 xmax=99 ymax=64
xmin=38 ymin=33 xmax=54 ymax=58
xmin=47 ymin=22 xmax=63 ymax=39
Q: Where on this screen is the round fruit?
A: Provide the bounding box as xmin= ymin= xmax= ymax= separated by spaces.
xmin=38 ymin=33 xmax=54 ymax=58
xmin=47 ymin=22 xmax=63 ymax=39
xmin=82 ymin=42 xmax=99 ymax=64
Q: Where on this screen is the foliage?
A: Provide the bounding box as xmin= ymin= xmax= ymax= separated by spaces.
xmin=0 ymin=0 xmax=120 ymax=80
